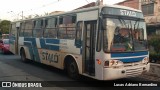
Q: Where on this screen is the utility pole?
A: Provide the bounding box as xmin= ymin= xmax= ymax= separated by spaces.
xmin=22 ymin=11 xmax=23 ymax=20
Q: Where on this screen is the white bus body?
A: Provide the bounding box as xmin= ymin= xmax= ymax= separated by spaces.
xmin=9 ymin=5 xmax=150 ymax=80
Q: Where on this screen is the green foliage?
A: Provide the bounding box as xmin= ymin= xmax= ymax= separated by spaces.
xmin=0 ymin=20 xmax=11 ymax=34
xmin=150 ymin=52 xmax=160 ymax=59
xmin=148 ymin=37 xmax=160 ymax=54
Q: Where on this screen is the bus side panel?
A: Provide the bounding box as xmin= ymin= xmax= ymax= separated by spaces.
xmin=19 ymin=37 xmax=83 ymax=72
xmin=95 ymin=51 xmax=111 ymax=80
xmin=37 ymin=39 xmax=82 ymax=71
xmin=59 ymin=39 xmax=82 ymax=73
xmin=19 ymin=37 xmax=32 ymax=60
xmin=77 ymin=10 xmax=98 ymax=21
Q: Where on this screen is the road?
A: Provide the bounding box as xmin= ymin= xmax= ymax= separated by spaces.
xmin=0 ymin=52 xmax=159 ymax=90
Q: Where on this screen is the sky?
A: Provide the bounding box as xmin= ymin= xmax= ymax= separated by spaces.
xmin=0 ymin=0 xmax=125 ymax=21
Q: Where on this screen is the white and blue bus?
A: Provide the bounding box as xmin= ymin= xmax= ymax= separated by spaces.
xmin=9 ymin=5 xmax=150 ymax=80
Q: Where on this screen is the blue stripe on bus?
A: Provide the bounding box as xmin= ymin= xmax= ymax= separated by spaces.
xmin=45 ymin=39 xmax=59 ymax=44
xmin=24 ymin=38 xmax=60 ymax=51
xmin=24 ymin=38 xmax=37 ymax=47
xmin=24 ymin=42 xmax=32 ymax=46
xmin=24 ymin=42 xmax=34 ymax=60
xmin=111 ymin=51 xmax=148 ymax=58
xmin=46 ymin=45 xmax=59 ymax=51
xmin=23 ymin=38 xmax=60 ymax=62
xmin=39 ymin=39 xmax=46 ymax=48
xmin=40 ymin=39 xmax=60 ymax=51
xmin=24 ymin=38 xmax=40 ymax=62
xmin=33 ymin=47 xmax=40 ymax=62
xmin=119 ymin=57 xmax=145 ymax=63
xmin=111 ymin=51 xmax=148 ymax=63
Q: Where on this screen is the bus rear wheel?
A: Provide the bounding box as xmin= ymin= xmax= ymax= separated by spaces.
xmin=67 ymin=60 xmax=79 ymax=79
xmin=20 ymin=49 xmax=28 ymax=62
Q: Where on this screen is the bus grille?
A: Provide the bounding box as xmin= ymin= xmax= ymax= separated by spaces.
xmin=126 ymin=67 xmax=143 ymax=77
xmin=124 ymin=62 xmax=141 ymax=67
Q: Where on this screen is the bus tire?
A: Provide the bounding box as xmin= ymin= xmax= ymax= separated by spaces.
xmin=20 ymin=49 xmax=28 ymax=62
xmin=67 ymin=60 xmax=79 ymax=79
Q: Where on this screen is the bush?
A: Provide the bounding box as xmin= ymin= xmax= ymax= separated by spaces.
xmin=149 ymin=53 xmax=160 ymax=63
xmin=148 ymin=37 xmax=160 ymax=54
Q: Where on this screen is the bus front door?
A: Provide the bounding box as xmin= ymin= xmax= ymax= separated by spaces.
xmin=83 ymin=20 xmax=97 ymax=76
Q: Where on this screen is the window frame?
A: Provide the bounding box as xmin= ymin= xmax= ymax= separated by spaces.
xmin=44 ymin=17 xmax=58 ymax=38
xmin=58 ymin=14 xmax=77 ymax=39
xmin=33 ymin=19 xmax=44 ymax=38
xmin=141 ymin=3 xmax=154 ymax=16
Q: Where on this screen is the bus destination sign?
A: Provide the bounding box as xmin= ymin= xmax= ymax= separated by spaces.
xmin=120 ymin=10 xmax=136 ymax=17
xmin=102 ymin=7 xmax=143 ymax=18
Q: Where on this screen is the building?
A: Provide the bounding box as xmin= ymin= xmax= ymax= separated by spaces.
xmin=75 ymin=2 xmax=96 ymax=10
xmin=116 ymin=0 xmax=140 ymax=10
xmin=49 ymin=11 xmax=64 ymax=15
xmin=116 ymin=0 xmax=160 ymax=38
xmin=75 ymin=0 xmax=103 ymax=10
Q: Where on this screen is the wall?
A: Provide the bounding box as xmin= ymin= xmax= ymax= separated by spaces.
xmin=116 ymin=0 xmax=140 ymax=10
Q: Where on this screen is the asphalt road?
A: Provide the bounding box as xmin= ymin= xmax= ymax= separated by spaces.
xmin=0 ymin=51 xmax=159 ymax=90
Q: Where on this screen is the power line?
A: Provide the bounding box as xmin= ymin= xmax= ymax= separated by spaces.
xmin=8 ymin=0 xmax=61 ymax=20
xmin=24 ymin=0 xmax=60 ymax=13
xmin=85 ymin=0 xmax=90 ymax=3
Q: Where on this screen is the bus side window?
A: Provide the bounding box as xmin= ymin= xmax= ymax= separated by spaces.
xmin=58 ymin=16 xmax=63 ymax=39
xmin=24 ymin=20 xmax=33 ymax=37
xmin=33 ymin=20 xmax=37 ymax=37
xmin=58 ymin=15 xmax=76 ymax=39
xmin=44 ymin=17 xmax=57 ymax=38
xmin=75 ymin=21 xmax=82 ymax=48
xmin=33 ymin=19 xmax=43 ymax=38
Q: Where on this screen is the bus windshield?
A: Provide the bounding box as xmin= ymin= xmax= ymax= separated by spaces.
xmin=103 ymin=18 xmax=147 ymax=52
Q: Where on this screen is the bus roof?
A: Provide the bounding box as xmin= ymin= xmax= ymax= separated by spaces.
xmin=105 ymin=4 xmax=142 ymax=12
xmin=12 ymin=4 xmax=142 ymax=23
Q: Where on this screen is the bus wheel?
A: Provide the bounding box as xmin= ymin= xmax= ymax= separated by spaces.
xmin=20 ymin=49 xmax=28 ymax=62
xmin=67 ymin=60 xmax=79 ymax=79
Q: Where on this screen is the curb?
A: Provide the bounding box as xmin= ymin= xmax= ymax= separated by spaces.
xmin=140 ymin=63 xmax=160 ymax=81
xmin=148 ymin=63 xmax=160 ymax=77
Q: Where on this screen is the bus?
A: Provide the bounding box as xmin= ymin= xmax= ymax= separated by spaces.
xmin=9 ymin=5 xmax=150 ymax=80
xmin=1 ymin=34 xmax=9 ymax=39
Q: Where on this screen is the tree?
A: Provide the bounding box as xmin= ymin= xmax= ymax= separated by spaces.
xmin=149 ymin=37 xmax=160 ymax=54
xmin=0 ymin=20 xmax=11 ymax=34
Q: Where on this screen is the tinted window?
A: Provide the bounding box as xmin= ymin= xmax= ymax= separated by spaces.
xmin=58 ymin=15 xmax=76 ymax=39
xmin=24 ymin=20 xmax=33 ymax=37
xmin=44 ymin=18 xmax=57 ymax=38
xmin=33 ymin=19 xmax=44 ymax=37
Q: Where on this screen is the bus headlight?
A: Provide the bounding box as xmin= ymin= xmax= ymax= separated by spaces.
xmin=142 ymin=57 xmax=149 ymax=64
xmin=104 ymin=60 xmax=123 ymax=68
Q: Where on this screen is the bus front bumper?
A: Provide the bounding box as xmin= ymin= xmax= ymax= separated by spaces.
xmin=103 ymin=63 xmax=150 ymax=80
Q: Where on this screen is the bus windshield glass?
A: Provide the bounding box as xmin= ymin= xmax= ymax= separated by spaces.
xmin=103 ymin=18 xmax=147 ymax=52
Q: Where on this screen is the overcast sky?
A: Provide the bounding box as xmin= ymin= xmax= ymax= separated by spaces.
xmin=0 ymin=0 xmax=125 ymax=21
